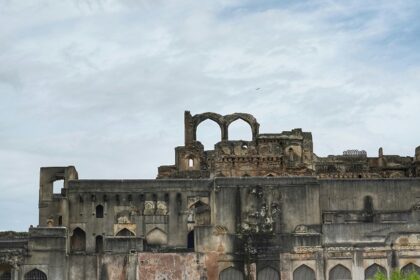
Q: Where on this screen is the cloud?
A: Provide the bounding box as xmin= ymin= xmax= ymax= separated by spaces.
xmin=1 ymin=0 xmax=420 ymax=230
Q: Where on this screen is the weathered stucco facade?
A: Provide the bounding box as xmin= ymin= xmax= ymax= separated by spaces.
xmin=1 ymin=111 xmax=420 ymax=280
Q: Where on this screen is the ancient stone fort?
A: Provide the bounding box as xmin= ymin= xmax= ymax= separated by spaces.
xmin=1 ymin=111 xmax=420 ymax=280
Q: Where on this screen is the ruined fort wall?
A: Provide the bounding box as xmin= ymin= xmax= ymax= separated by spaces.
xmin=319 ymin=178 xmax=420 ymax=211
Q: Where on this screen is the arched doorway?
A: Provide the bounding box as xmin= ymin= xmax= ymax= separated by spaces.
xmin=95 ymin=235 xmax=104 ymax=253
xmin=329 ymin=264 xmax=351 ymax=280
xmin=70 ymin=227 xmax=86 ymax=252
xmin=293 ymin=264 xmax=315 ymax=280
xmin=187 ymin=230 xmax=194 ymax=249
xmin=365 ymin=264 xmax=386 ymax=279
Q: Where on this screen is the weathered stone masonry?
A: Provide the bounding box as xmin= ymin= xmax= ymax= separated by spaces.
xmin=1 ymin=111 xmax=420 ymax=280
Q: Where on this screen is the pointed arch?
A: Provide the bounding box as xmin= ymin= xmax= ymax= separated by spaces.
xmin=219 ymin=267 xmax=244 ymax=280
xmin=227 ymin=118 xmax=252 ymax=141
xmin=401 ymin=263 xmax=420 ymax=275
xmin=24 ymin=269 xmax=47 ymax=280
xmin=146 ymin=228 xmax=167 ymax=245
xmin=293 ymin=264 xmax=315 ymax=280
xmin=258 ymin=266 xmax=279 ymax=280
xmin=365 ymin=264 xmax=386 ymax=279
xmin=70 ymin=227 xmax=86 ymax=252
xmin=116 ymin=228 xmax=135 ymax=237
xmin=329 ymin=264 xmax=351 ymax=280
xmin=196 ymin=119 xmax=223 ymax=150
xmin=224 ymin=113 xmax=259 ymax=141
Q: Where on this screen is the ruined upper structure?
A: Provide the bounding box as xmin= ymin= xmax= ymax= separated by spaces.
xmin=2 ymin=111 xmax=420 ymax=280
xmin=158 ymin=111 xmax=420 ymax=179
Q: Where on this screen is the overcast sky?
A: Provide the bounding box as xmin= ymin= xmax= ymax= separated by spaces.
xmin=1 ymin=0 xmax=420 ymax=231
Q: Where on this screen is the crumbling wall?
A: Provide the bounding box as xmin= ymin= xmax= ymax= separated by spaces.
xmin=137 ymin=253 xmax=203 ymax=280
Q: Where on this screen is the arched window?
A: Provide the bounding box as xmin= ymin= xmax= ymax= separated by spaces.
xmin=228 ymin=119 xmax=252 ymax=141
xmin=188 ymin=158 xmax=194 ymax=168
xmin=95 ymin=235 xmax=103 ymax=253
xmin=293 ymin=264 xmax=315 ymax=280
xmin=187 ymin=230 xmax=194 ymax=249
xmin=329 ymin=264 xmax=351 ymax=280
xmin=96 ymin=205 xmax=104 ymax=218
xmin=24 ymin=269 xmax=47 ymax=280
xmin=196 ymin=119 xmax=222 ymax=150
xmin=219 ymin=267 xmax=244 ymax=280
xmin=365 ymin=264 xmax=386 ymax=279
xmin=116 ymin=228 xmax=135 ymax=237
xmin=70 ymin=227 xmax=86 ymax=252
xmin=401 ymin=263 xmax=420 ymax=275
xmin=258 ymin=266 xmax=279 ymax=280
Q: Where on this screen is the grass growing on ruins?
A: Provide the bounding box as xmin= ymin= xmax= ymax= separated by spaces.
xmin=372 ymin=270 xmax=420 ymax=280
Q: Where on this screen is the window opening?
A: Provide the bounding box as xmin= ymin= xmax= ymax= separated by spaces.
xmin=53 ymin=179 xmax=64 ymax=194
xmin=95 ymin=235 xmax=104 ymax=253
xmin=96 ymin=205 xmax=104 ymax=218
xmin=187 ymin=230 xmax=194 ymax=249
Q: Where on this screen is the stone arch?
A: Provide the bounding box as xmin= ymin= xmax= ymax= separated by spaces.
xmin=401 ymin=263 xmax=420 ymax=275
xmin=24 ymin=269 xmax=47 ymax=280
xmin=365 ymin=263 xmax=386 ymax=279
xmin=293 ymin=264 xmax=315 ymax=280
xmin=257 ymin=266 xmax=279 ymax=280
xmin=193 ymin=113 xmax=225 ymax=142
xmin=226 ymin=118 xmax=253 ymax=141
xmin=225 ymin=113 xmax=259 ymax=141
xmin=116 ymin=228 xmax=135 ymax=237
xmin=219 ymin=267 xmax=244 ymax=280
xmin=70 ymin=227 xmax=86 ymax=252
xmin=329 ymin=264 xmax=351 ymax=280
xmin=146 ymin=228 xmax=167 ymax=245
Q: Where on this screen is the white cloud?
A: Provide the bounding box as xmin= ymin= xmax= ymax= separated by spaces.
xmin=1 ymin=0 xmax=420 ymax=230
